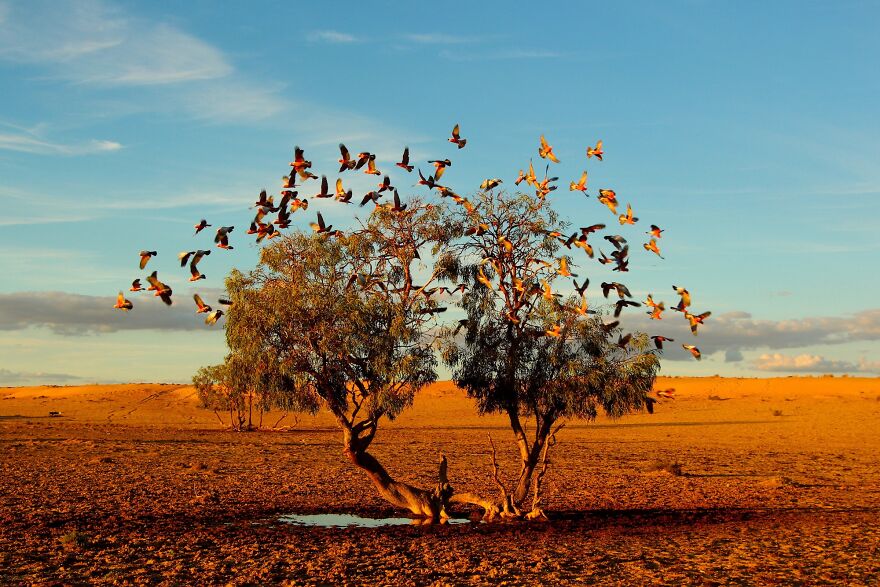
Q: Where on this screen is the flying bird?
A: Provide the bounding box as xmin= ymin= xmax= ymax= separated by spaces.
xmin=338 ymin=143 xmax=356 ymax=172
xmin=290 ymin=146 xmax=311 ymax=172
xmin=113 ymin=292 xmax=133 ymax=311
xmin=569 ymin=170 xmax=588 ymax=193
xmin=189 ymin=250 xmax=211 ymax=281
xmin=682 ymin=344 xmax=702 ymax=360
xmin=618 ymin=203 xmax=638 ymax=226
xmin=644 ymin=239 xmax=664 ymax=258
xmin=146 ymin=271 xmax=173 ymax=305
xmin=601 ymin=281 xmax=632 ymax=299
xmin=138 ymin=250 xmax=157 ymax=270
xmin=672 ymin=285 xmax=691 ymax=311
xmin=396 ymin=147 xmax=414 ymax=172
xmin=130 ymin=279 xmax=144 ymax=292
xmin=215 ymin=227 xmax=234 ymax=250
xmin=193 ymin=293 xmax=212 ymax=314
xmin=564 ymin=276 xmax=587 ymax=297
xmin=597 ymin=189 xmax=618 ymax=215
xmin=538 ymin=135 xmax=560 ymax=163
xmin=647 ymin=224 xmax=664 ymax=239
xmin=310 ymin=212 xmax=333 ymax=235
xmin=685 ymin=311 xmax=712 ymax=335
xmin=614 ymin=299 xmax=641 ymax=318
xmin=655 ymin=388 xmax=676 ymax=399
xmin=448 ymin=124 xmax=467 ymax=148
xmin=586 ymin=139 xmax=604 ymax=161
xmin=205 ymin=309 xmax=224 ymax=325
xmin=364 ymin=154 xmax=381 ymax=176
xmin=335 ymin=178 xmax=353 ymax=202
xmin=545 ymin=324 xmax=563 ymax=338
xmin=314 ymin=176 xmax=332 ymax=198
xmin=480 ymin=178 xmax=503 ymax=190
xmin=651 ymin=335 xmax=674 ymax=350
xmin=378 ymin=175 xmax=394 ymax=193
xmin=194 ymin=219 xmax=211 ymax=235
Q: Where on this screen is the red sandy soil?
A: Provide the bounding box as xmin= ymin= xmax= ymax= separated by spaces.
xmin=1 ymin=377 xmax=879 ymax=585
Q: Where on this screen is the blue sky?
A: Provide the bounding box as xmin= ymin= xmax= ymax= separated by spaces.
xmin=1 ymin=0 xmax=879 ymax=384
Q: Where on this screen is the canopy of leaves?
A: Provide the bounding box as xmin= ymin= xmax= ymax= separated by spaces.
xmin=197 ymin=203 xmax=459 ymax=427
xmin=442 ymin=190 xmax=659 ymax=423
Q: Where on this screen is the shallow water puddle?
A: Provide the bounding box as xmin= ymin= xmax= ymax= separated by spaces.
xmin=279 ymin=513 xmax=472 ymax=528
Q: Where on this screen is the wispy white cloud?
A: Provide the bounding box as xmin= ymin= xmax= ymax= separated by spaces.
xmin=0 ymin=0 xmax=287 ymax=123
xmin=403 ymin=33 xmax=475 ymax=44
xmin=439 ymin=48 xmax=564 ymax=61
xmin=307 ymin=30 xmax=358 ymax=44
xmin=0 ymin=131 xmax=121 ymax=155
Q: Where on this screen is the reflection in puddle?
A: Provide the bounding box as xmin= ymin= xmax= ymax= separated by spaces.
xmin=279 ymin=513 xmax=472 ymax=528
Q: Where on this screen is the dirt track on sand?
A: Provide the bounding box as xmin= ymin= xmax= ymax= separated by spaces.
xmin=2 ymin=377 xmax=879 ymax=585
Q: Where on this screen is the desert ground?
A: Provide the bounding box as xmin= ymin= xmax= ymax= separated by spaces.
xmin=1 ymin=376 xmax=879 ymax=585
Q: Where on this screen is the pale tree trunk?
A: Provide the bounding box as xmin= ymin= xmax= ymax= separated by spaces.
xmin=338 ymin=418 xmax=452 ymax=519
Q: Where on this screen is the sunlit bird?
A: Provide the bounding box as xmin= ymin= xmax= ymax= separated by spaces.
xmin=538 ymin=135 xmax=560 ymax=163
xmin=364 ymin=154 xmax=381 ymax=176
xmin=396 ymin=146 xmax=414 ymax=172
xmin=480 ymin=178 xmax=503 ymax=190
xmin=146 ymin=271 xmax=173 ymax=306
xmin=586 ymin=139 xmax=604 ymax=161
xmin=569 ymin=170 xmax=588 ymax=193
xmin=378 ymin=175 xmax=394 ymax=193
xmin=618 ymin=203 xmax=638 ymax=226
xmin=448 ymin=124 xmax=467 ymax=149
xmin=672 ymin=285 xmax=691 ymax=311
xmin=214 ymin=226 xmax=234 ymax=250
xmin=193 ymin=293 xmax=212 ymax=314
xmin=647 ymin=224 xmax=664 ymax=239
xmin=138 ymin=250 xmax=157 ymax=270
xmin=188 ymin=250 xmax=211 ymax=281
xmin=130 ymin=279 xmax=144 ymax=292
xmin=651 ymin=335 xmax=674 ymax=350
xmin=338 ymin=143 xmax=356 ymax=172
xmin=194 ymin=219 xmax=211 ymax=235
xmin=113 ymin=292 xmax=133 ymax=311
xmin=682 ymin=344 xmax=701 ymax=360
xmin=205 ymin=309 xmax=224 ymax=325
xmin=643 ymin=238 xmax=664 ymax=258
xmin=685 ymin=311 xmax=711 ymax=335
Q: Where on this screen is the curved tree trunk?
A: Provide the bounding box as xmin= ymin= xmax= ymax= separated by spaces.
xmin=343 ymin=445 xmax=447 ymax=518
xmin=338 ymin=419 xmax=451 ymax=519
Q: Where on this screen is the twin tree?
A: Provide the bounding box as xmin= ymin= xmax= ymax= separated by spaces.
xmin=194 ymin=135 xmax=680 ymax=521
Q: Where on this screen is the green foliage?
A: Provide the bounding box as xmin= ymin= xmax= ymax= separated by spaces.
xmin=196 ymin=202 xmax=458 ymax=429
xmin=442 ymin=189 xmax=659 ymax=424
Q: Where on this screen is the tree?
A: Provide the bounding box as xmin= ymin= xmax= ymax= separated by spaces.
xmin=182 ymin=132 xmax=701 ymax=522
xmin=196 ymin=202 xmax=461 ymax=517
xmin=440 ymin=188 xmax=660 ymax=519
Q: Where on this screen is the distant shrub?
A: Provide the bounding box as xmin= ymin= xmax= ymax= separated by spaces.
xmin=646 ymin=460 xmax=683 ymax=476
xmin=60 ymin=529 xmax=87 ymax=549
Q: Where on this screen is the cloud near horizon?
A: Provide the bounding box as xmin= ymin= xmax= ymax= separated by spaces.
xmin=0 ymin=291 xmax=223 ymax=335
xmin=619 ymin=308 xmax=880 ymax=363
xmin=0 ymin=368 xmax=85 ymax=386
xmin=754 ymin=353 xmax=880 ymax=375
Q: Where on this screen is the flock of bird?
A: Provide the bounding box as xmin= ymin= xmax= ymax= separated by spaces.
xmin=113 ymin=124 xmax=710 ymax=363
